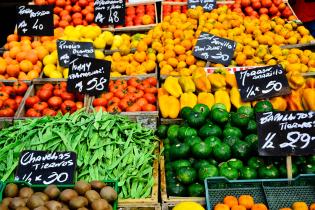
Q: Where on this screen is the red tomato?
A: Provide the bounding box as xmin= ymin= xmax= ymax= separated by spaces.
xmin=15 ymin=96 xmax=23 ymax=105
xmin=133 ymin=90 xmax=144 ymax=99
xmin=72 ymin=5 xmax=81 ymax=12
xmin=72 ymin=12 xmax=82 ymax=19
xmin=0 ymin=107 xmax=15 ymax=117
xmin=245 ymin=6 xmax=254 ymax=14
xmin=142 ymin=104 xmax=156 ymax=111
xmin=101 ymin=92 xmax=113 ymax=101
xmin=107 ymin=103 xmax=121 ymax=113
xmin=115 ymin=80 xmax=128 ymax=89
xmin=269 ymin=4 xmax=279 ymax=15
xmin=54 ymin=6 xmax=63 ymax=14
xmin=73 ymin=18 xmax=83 ymax=26
xmin=34 ymin=102 xmax=49 ymax=112
xmin=252 ymin=1 xmax=261 ymax=9
xmin=93 ymin=98 xmax=107 ymax=107
xmin=262 ymin=0 xmax=272 ymax=8
xmin=144 ymin=86 xmax=157 ymax=94
xmin=41 ymin=83 xmax=54 ymax=91
xmin=55 ymin=0 xmax=66 ymax=7
xmin=259 ymin=7 xmax=269 ymax=14
xmin=273 ymin=0 xmax=282 ymax=6
xmin=79 ymin=0 xmax=88 ymax=7
xmin=48 ymin=0 xmax=56 ymax=4
xmin=127 ymin=7 xmax=135 ymax=16
xmin=241 ymin=0 xmax=251 ymax=7
xmin=118 ymin=98 xmax=131 ymax=110
xmin=85 ymin=13 xmax=94 ymax=23
xmin=143 ymin=93 xmax=156 ymax=104
xmin=61 ymin=100 xmax=77 ymax=114
xmin=25 ymin=96 xmax=40 ymax=108
xmin=13 ymin=81 xmax=28 ymax=95
xmin=37 ymin=89 xmax=52 ymax=101
xmin=48 ymin=96 xmax=63 ymax=109
xmin=4 ymin=99 xmax=18 ymax=111
xmin=136 ymin=98 xmax=148 ymax=108
xmin=94 ymin=106 xmax=106 ymax=112
xmin=145 ymin=77 xmax=157 ymax=86
xmin=278 ymin=2 xmax=286 ymax=11
xmin=25 ymin=108 xmax=41 ymax=117
xmin=53 ymin=88 xmax=63 ymax=97
xmin=115 ymin=89 xmax=128 ymax=99
xmin=282 ymin=6 xmax=292 ymax=17
xmin=0 ymin=92 xmax=9 ymax=101
xmin=2 ymin=86 xmax=14 ymax=95
xmin=65 ymin=5 xmax=72 ymax=12
xmin=61 ymin=92 xmax=75 ymax=101
xmin=108 ymin=97 xmax=120 ymax=106
xmin=126 ymin=86 xmax=137 ymax=93
xmin=126 ymin=103 xmax=141 ymax=112
xmin=42 ymin=108 xmax=57 ymax=116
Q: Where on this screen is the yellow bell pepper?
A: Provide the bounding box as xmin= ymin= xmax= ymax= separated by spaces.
xmin=215 ymin=90 xmax=231 ymax=112
xmin=197 ymin=92 xmax=215 ymax=110
xmin=158 ymin=95 xmax=180 ymax=118
xmin=306 ymin=78 xmax=315 ymax=88
xmin=286 ymin=71 xmax=305 ymax=90
xmin=192 ymin=67 xmax=207 ymax=79
xmin=230 ymin=87 xmax=251 ymax=109
xmin=194 ymin=75 xmax=211 ymax=92
xmin=302 ymin=88 xmax=315 ymax=110
xmin=207 ymin=73 xmax=226 ymax=90
xmin=163 ymin=76 xmax=183 ymax=98
xmin=225 ymin=73 xmax=238 ymax=88
xmin=180 ymin=92 xmax=197 ymax=109
xmin=285 ymin=90 xmax=304 ymax=111
xmin=158 ymin=87 xmax=169 ymax=98
xmin=178 ymin=76 xmax=195 ymax=93
xmin=270 ymin=97 xmax=287 ymax=111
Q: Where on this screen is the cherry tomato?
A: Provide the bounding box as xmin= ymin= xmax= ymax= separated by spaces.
xmin=48 ymin=96 xmax=63 ymax=109
xmin=25 ymin=96 xmax=40 ymax=108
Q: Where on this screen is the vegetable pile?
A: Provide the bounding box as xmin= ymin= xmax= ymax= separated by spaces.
xmin=1 ymin=180 xmax=117 ymax=210
xmin=0 ymin=110 xmax=158 ymax=199
xmin=156 ymin=102 xmax=315 ymax=197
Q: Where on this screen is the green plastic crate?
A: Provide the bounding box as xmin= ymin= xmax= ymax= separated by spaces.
xmin=0 ymin=180 xmax=118 ymax=210
xmin=205 ymin=174 xmax=315 ymax=210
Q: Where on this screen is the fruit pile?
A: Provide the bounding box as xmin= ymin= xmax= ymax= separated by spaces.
xmin=125 ymin=4 xmax=156 ymax=26
xmin=150 ymin=6 xmax=314 ymax=76
xmin=280 ymin=202 xmax=315 ymax=210
xmin=162 ymin=2 xmax=188 ymax=19
xmin=228 ymin=0 xmax=295 ymax=19
xmin=25 ymin=82 xmax=83 ymax=117
xmin=34 ymin=0 xmax=94 ymax=27
xmin=93 ymin=77 xmax=157 ymax=112
xmin=1 ymin=181 xmax=117 ymax=210
xmin=214 ymin=195 xmax=268 ymax=210
xmin=0 ymin=32 xmax=62 ymax=80
xmin=156 ymin=102 xmax=315 ymax=196
xmin=0 ymin=81 xmax=28 ymax=117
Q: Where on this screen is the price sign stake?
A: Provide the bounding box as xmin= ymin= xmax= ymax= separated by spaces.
xmin=235 ymin=65 xmax=291 ymax=102
xmin=193 ymin=32 xmax=236 ymax=66
xmin=94 ymin=0 xmax=125 ymax=25
xmin=15 ymin=150 xmax=76 ymax=185
xmin=16 ymin=5 xmax=53 ymax=36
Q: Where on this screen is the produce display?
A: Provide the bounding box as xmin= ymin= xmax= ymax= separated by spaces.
xmin=214 ymin=195 xmax=268 ymax=210
xmin=1 ymin=181 xmax=117 ymax=210
xmin=34 ymin=0 xmax=95 ymax=27
xmin=156 ymin=102 xmax=315 ymax=196
xmin=162 ymin=3 xmax=188 ymax=19
xmin=226 ymin=0 xmax=295 ymax=19
xmin=0 ymin=81 xmax=28 ymax=117
xmin=125 ymin=4 xmax=156 ymax=27
xmin=93 ymin=77 xmax=157 ymax=112
xmin=0 ymin=111 xmax=158 ymax=199
xmin=151 ymin=6 xmax=314 ymax=76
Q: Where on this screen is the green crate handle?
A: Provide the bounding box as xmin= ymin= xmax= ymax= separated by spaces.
xmin=0 ymin=180 xmax=118 ymax=210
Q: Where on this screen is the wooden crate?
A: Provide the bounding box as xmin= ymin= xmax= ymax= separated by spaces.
xmin=160 ymin=141 xmax=206 ymax=204
xmin=118 ymin=204 xmax=161 ymax=210
xmin=161 ymin=202 xmax=205 ymax=210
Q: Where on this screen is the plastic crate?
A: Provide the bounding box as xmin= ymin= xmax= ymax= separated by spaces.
xmin=0 ymin=180 xmax=118 ymax=210
xmin=205 ymin=174 xmax=315 ymax=210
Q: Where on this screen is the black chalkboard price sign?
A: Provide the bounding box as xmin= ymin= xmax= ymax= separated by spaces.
xmin=193 ymin=32 xmax=236 ymax=66
xmin=67 ymin=56 xmax=111 ymax=97
xmin=15 ymin=150 xmax=76 ymax=185
xmin=235 ymin=65 xmax=291 ymax=102
xmin=94 ymin=0 xmax=125 ymax=25
xmin=57 ymin=40 xmax=95 ymax=67
xmin=16 ymin=5 xmax=54 ymax=36
xmin=188 ymin=0 xmax=217 ymax=11
xmin=257 ymin=111 xmax=315 ymax=156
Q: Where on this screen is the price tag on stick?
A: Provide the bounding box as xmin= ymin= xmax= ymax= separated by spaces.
xmin=67 ymin=56 xmax=111 ymax=97
xmin=94 ymin=0 xmax=125 ymax=25
xmin=15 ymin=150 xmax=76 ymax=185
xmin=235 ymin=65 xmax=291 ymax=102
xmin=16 ymin=5 xmax=53 ymax=36
xmin=57 ymin=40 xmax=95 ymax=67
xmin=193 ymin=32 xmax=236 ymax=66
xmin=188 ymin=0 xmax=216 ymax=11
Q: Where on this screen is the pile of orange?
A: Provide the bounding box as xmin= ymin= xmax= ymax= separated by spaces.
xmin=0 ymin=28 xmax=63 ymax=80
xmin=280 ymin=202 xmax=315 ymax=210
xmin=214 ymin=195 xmax=268 ymax=210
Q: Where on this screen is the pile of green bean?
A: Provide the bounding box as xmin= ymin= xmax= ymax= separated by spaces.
xmin=0 ymin=110 xmax=158 ymax=199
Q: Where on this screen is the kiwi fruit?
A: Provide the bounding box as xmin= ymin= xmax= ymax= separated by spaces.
xmin=33 ymin=206 xmax=48 ymax=210
xmin=91 ymin=199 xmax=109 ymax=210
xmin=100 ymin=187 xmax=117 ymax=203
xmin=9 ymin=197 xmax=26 ymax=209
xmin=4 ymin=183 xmax=18 ymax=198
xmin=45 ymin=201 xmax=62 ymax=210
xmin=69 ymin=196 xmax=88 ymax=209
xmin=74 ymin=181 xmax=91 ymax=195
xmin=1 ymin=198 xmax=12 ymax=207
xmin=59 ymin=189 xmax=78 ymax=203
xmin=33 ymin=192 xmax=49 ymax=202
xmin=43 ymin=185 xmax=60 ymax=199
xmin=16 ymin=207 xmax=30 ymax=210
xmin=85 ymin=190 xmax=101 ymax=203
xmin=19 ymin=188 xmax=34 ymax=199
xmin=26 ymin=195 xmax=45 ymax=209
xmin=90 ymin=181 xmax=106 ymax=191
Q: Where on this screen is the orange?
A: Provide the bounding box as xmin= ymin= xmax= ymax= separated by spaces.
xmin=0 ymin=58 xmax=7 ymax=74
xmin=167 ymin=58 xmax=179 ymax=68
xmin=223 ymin=196 xmax=238 ymax=208
xmin=238 ymin=195 xmax=254 ymax=209
xmin=20 ymin=44 xmax=32 ymax=52
xmin=20 ymin=60 xmax=33 ymax=72
xmin=310 ymin=203 xmax=315 ymax=210
xmin=174 ymin=29 xmax=184 ymax=39
xmin=134 ymin=51 xmax=146 ymax=63
xmin=164 ymin=50 xmax=176 ymax=60
xmin=196 ymin=60 xmax=206 ymax=67
xmin=18 ymin=72 xmax=28 ymax=80
xmin=21 ymin=36 xmax=32 ymax=41
xmin=279 ymin=208 xmax=292 ymax=210
xmin=31 ymin=41 xmax=42 ymax=49
xmin=25 ymin=51 xmax=39 ymax=65
xmin=27 ymin=70 xmax=39 ymax=80
xmin=214 ymin=203 xmax=230 ymax=210
xmin=16 ymin=52 xmax=27 ymax=62
xmin=8 ymin=41 xmax=20 ymax=49
xmin=251 ymin=203 xmax=268 ymax=210
xmin=178 ymin=55 xmax=187 ymax=62
xmin=231 ymin=205 xmax=246 ymax=210
xmin=9 ymin=46 xmax=21 ymax=59
xmin=6 ymin=64 xmax=20 ymax=77
xmin=35 ymin=47 xmax=49 ymax=60
xmin=142 ymin=15 xmax=152 ymax=25
xmin=7 ymin=34 xmax=19 ymax=42
xmin=174 ymin=45 xmax=186 ymax=55
xmin=136 ymin=40 xmax=148 ymax=52
xmin=292 ymin=202 xmax=308 ymax=210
